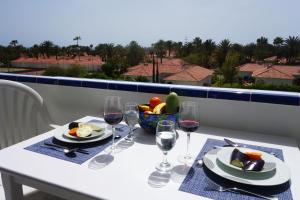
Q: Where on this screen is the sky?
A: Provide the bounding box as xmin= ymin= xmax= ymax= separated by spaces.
xmin=0 ymin=0 xmax=299 ymax=47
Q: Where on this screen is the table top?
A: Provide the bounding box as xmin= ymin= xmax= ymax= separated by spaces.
xmin=0 ymin=116 xmax=300 ymax=200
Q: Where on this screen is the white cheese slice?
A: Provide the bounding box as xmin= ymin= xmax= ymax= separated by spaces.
xmin=76 ymin=125 xmax=93 ymax=138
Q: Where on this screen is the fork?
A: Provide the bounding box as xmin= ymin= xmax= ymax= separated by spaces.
xmin=207 ymin=179 xmax=278 ymax=200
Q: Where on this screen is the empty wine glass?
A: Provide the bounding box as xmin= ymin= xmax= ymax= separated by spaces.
xmin=124 ymin=102 xmax=139 ymax=142
xmin=156 ymin=120 xmax=176 ymax=172
xmin=104 ymin=96 xmax=123 ymax=154
xmin=177 ymin=101 xmax=199 ymax=165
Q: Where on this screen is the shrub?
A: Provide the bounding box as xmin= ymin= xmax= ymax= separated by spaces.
xmin=65 ymin=64 xmax=87 ymax=77
xmin=43 ymin=66 xmax=65 ymax=76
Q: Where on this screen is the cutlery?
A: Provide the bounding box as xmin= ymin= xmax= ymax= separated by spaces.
xmin=41 ymin=145 xmax=79 ymax=155
xmin=214 ymin=185 xmax=278 ymax=200
xmin=224 ymin=138 xmax=246 ymax=147
xmin=207 ymin=177 xmax=278 ymax=200
xmin=224 ymin=138 xmax=277 ymax=157
xmin=44 ymin=143 xmax=89 ymax=154
xmin=197 ymin=159 xmax=203 ymax=167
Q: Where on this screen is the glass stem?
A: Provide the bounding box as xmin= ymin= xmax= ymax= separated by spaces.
xmin=162 ymin=151 xmax=168 ymax=164
xmin=129 ymin=126 xmax=132 ymax=138
xmin=186 ymin=132 xmax=191 ymax=157
xmin=112 ymin=125 xmax=115 ymax=150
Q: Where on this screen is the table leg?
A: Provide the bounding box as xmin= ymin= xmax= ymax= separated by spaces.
xmin=1 ymin=173 xmax=23 ymax=200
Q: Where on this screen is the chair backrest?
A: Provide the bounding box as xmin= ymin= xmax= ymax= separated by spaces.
xmin=0 ymin=80 xmax=45 ymax=149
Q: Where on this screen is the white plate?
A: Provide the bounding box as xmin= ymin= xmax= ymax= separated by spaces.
xmin=217 ymin=147 xmax=276 ymax=173
xmin=203 ymin=148 xmax=291 ymax=186
xmin=54 ymin=123 xmax=112 ymax=144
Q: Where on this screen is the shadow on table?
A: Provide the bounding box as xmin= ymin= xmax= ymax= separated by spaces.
xmin=116 ymin=139 xmax=134 ymax=151
xmin=171 ymin=165 xmax=194 ymax=183
xmin=134 ymin=128 xmax=156 ymax=145
xmin=148 ymin=170 xmax=171 ymax=188
xmin=88 ymin=154 xmax=114 ymax=170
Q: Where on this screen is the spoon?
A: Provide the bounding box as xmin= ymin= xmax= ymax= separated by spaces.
xmin=197 ymin=159 xmax=203 ymax=167
xmin=63 ymin=148 xmax=80 ymax=155
xmin=41 ymin=145 xmax=79 ymax=155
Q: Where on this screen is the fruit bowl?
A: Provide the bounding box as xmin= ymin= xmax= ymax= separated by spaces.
xmin=138 ymin=106 xmax=178 ymax=134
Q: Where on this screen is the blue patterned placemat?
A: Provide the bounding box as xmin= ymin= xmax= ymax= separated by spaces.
xmin=25 ymin=120 xmax=129 ymax=164
xmin=179 ymin=138 xmax=293 ymax=200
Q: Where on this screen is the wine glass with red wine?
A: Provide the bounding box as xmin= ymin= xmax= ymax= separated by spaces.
xmin=177 ymin=101 xmax=199 ymax=165
xmin=104 ymin=96 xmax=123 ymax=154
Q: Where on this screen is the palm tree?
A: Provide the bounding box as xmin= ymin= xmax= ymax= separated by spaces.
xmin=203 ymin=39 xmax=216 ymax=56
xmin=192 ymin=37 xmax=202 ymax=52
xmin=73 ymin=36 xmax=81 ymax=46
xmin=243 ymin=43 xmax=256 ymax=61
xmin=254 ymin=36 xmax=270 ymax=61
xmin=165 ymin=40 xmax=173 ymax=57
xmin=153 ymin=40 xmax=166 ymax=63
xmin=284 ymin=36 xmax=300 ymax=64
xmin=216 ymin=39 xmax=231 ymax=67
xmin=273 ymin=37 xmax=284 ymax=47
xmin=73 ymin=36 xmax=81 ymax=60
xmin=149 ymin=50 xmax=156 ymax=83
xmin=273 ymin=37 xmax=284 ymax=59
xmin=31 ymin=44 xmax=40 ymax=59
xmin=41 ymin=41 xmax=54 ymax=58
xmin=53 ymin=45 xmax=60 ymax=60
xmin=9 ymin=40 xmax=18 ymax=47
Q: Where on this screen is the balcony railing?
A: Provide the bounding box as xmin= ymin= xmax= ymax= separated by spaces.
xmin=1 ymin=72 xmax=299 ymax=146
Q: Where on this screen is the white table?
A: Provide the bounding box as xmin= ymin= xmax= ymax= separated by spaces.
xmin=0 ymin=116 xmax=299 ymax=200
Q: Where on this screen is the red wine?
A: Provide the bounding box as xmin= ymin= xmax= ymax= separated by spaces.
xmin=104 ymin=113 xmax=123 ymax=125
xmin=179 ymin=120 xmax=199 ymax=132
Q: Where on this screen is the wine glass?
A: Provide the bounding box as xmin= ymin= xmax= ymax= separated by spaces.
xmin=104 ymin=96 xmax=123 ymax=154
xmin=156 ymin=120 xmax=176 ymax=172
xmin=124 ymin=102 xmax=139 ymax=142
xmin=177 ymin=101 xmax=199 ymax=165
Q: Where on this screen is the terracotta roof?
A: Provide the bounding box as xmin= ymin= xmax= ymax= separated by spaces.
xmin=11 ymin=56 xmax=103 ymax=66
xmin=252 ymin=65 xmax=300 ymax=80
xmin=123 ymin=58 xmax=186 ymax=77
xmin=164 ymin=66 xmax=213 ymax=82
xmin=239 ymin=63 xmax=266 ymax=72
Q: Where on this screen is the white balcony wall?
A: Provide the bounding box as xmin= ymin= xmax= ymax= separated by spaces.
xmin=20 ymin=82 xmax=300 ymax=146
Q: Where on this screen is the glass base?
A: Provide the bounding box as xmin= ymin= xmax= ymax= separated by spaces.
xmin=156 ymin=161 xmax=173 ymax=172
xmin=105 ymin=145 xmax=122 ymax=154
xmin=124 ymin=135 xmax=134 ymax=143
xmin=177 ymin=154 xmax=195 ymax=165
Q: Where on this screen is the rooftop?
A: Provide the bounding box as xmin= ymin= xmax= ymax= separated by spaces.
xmin=164 ymin=65 xmax=213 ymax=82
xmin=123 ymin=58 xmax=186 ymax=77
xmin=239 ymin=63 xmax=266 ymax=72
xmin=12 ymin=55 xmax=104 ymax=67
xmin=239 ymin=63 xmax=300 ymax=79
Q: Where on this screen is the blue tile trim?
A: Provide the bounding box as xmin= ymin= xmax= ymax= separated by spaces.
xmin=16 ymin=76 xmax=37 ymax=83
xmin=58 ymin=79 xmax=81 ymax=87
xmin=108 ymin=82 xmax=137 ymax=92
xmin=82 ymin=80 xmax=107 ymax=89
xmin=251 ymin=93 xmax=299 ymax=106
xmin=138 ymin=84 xmax=170 ymax=94
xmin=37 ymin=77 xmax=59 ymax=85
xmin=0 ymin=74 xmax=17 ymax=81
xmin=208 ymin=90 xmax=251 ymax=101
xmin=170 ymin=86 xmax=207 ymax=98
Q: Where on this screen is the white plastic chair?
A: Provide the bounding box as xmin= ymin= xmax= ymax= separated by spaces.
xmin=0 ymin=80 xmax=64 ymax=200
